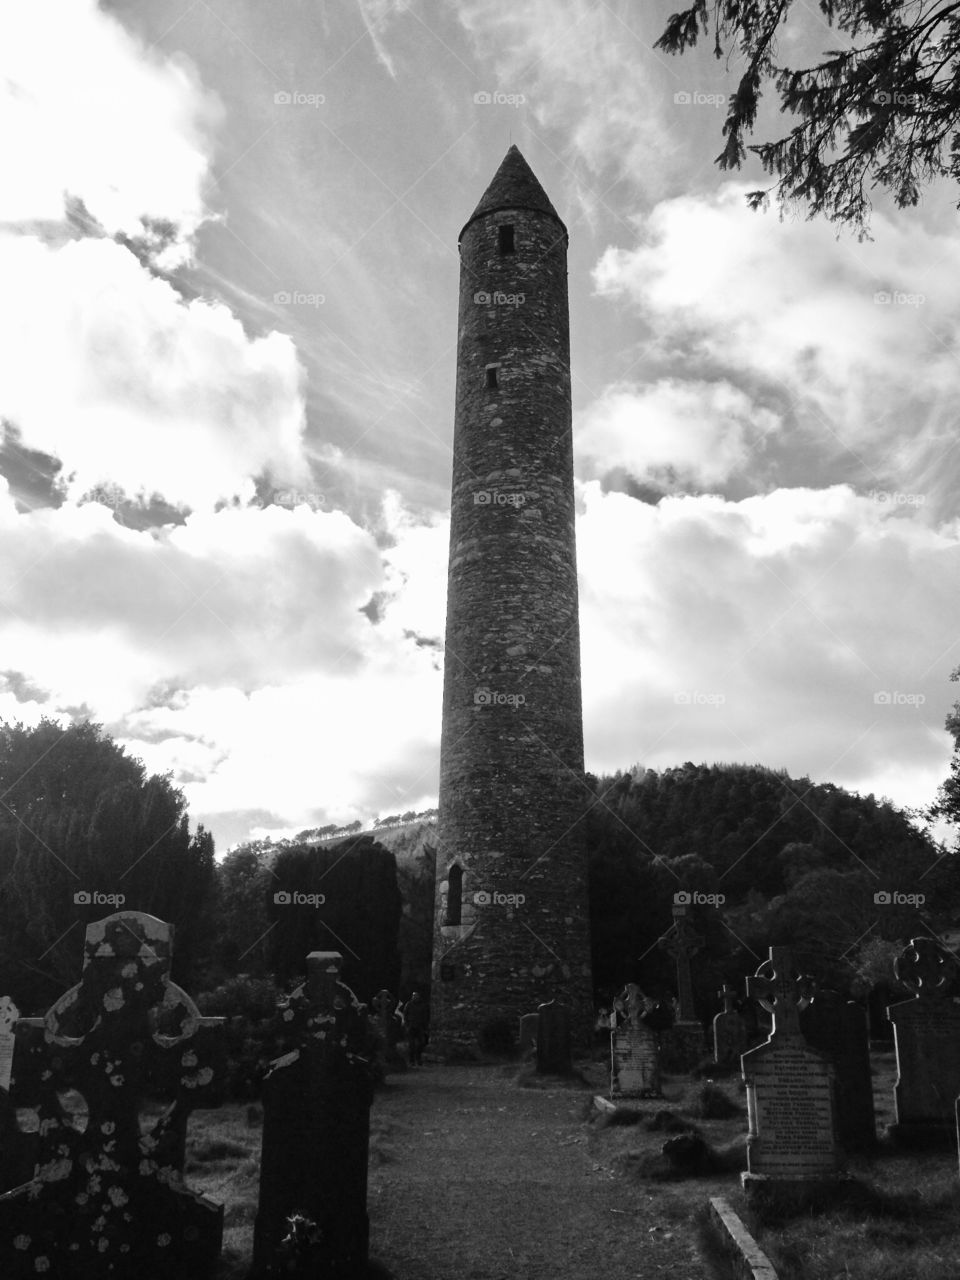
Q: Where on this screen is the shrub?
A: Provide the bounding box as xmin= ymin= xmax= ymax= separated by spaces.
xmin=197 ymin=975 xmax=286 ymax=1100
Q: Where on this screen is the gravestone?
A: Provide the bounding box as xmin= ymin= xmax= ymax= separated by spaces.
xmin=0 ymin=911 xmax=226 ymax=1279
xmin=535 ymin=1000 xmax=571 ymax=1075
xmin=886 ymin=937 xmax=960 ymax=1147
xmin=658 ymin=905 xmax=704 ymax=1071
xmin=250 ymin=951 xmax=376 ymax=1279
xmin=713 ymin=983 xmax=749 ymax=1067
xmin=741 ymin=946 xmax=842 ymax=1203
xmin=800 ymin=988 xmax=876 ymax=1150
xmin=518 ymin=1012 xmax=538 ymax=1057
xmin=611 ymin=983 xmax=661 ymax=1098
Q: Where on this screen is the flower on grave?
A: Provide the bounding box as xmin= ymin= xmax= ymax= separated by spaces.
xmin=121 ymin=963 xmax=137 ymax=979
xmin=13 ymin=1235 xmax=30 ymax=1250
xmin=102 ymin=989 xmax=124 ymax=1013
xmin=197 ymin=1067 xmax=213 ymax=1086
xmin=88 ymin=1175 xmax=102 ymax=1194
xmin=157 ymin=1234 xmax=171 ymax=1247
xmin=283 ymin=1009 xmax=294 ymax=1022
xmin=90 ymin=1053 xmax=100 ymax=1065
xmin=181 ymin=1051 xmax=197 ymax=1068
xmin=33 ymin=1258 xmax=50 ymax=1272
xmin=107 ymin=1186 xmax=128 ymax=1207
xmin=101 ymin=1121 xmax=115 ymax=1135
xmin=109 ymin=1074 xmax=124 ymax=1087
xmin=134 ymin=982 xmax=143 ymax=991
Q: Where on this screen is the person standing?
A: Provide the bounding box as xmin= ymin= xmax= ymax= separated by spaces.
xmin=402 ymin=991 xmax=429 ymax=1067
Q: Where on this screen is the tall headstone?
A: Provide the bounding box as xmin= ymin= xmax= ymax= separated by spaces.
xmin=800 ymin=988 xmax=876 ymax=1151
xmin=741 ymin=947 xmax=842 ymax=1203
xmin=431 ymin=146 xmax=593 ymax=1053
xmin=713 ymin=983 xmax=749 ymax=1067
xmin=610 ymin=984 xmax=661 ymax=1099
xmin=658 ymin=904 xmax=704 ymax=1070
xmin=250 ymin=952 xmax=375 ymax=1279
xmin=535 ymin=1000 xmax=571 ymax=1075
xmin=0 ymin=912 xmax=226 ymax=1278
xmin=886 ymin=937 xmax=960 ymax=1147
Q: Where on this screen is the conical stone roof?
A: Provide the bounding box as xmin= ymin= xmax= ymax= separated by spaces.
xmin=459 ymin=145 xmax=565 ymax=240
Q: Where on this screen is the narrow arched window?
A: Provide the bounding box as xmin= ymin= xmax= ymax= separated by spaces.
xmin=445 ymin=864 xmax=463 ymax=925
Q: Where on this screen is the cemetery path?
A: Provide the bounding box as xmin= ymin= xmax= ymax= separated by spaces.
xmin=367 ymin=1064 xmax=717 ymax=1280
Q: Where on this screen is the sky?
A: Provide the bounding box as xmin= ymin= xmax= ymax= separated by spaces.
xmin=2 ymin=0 xmax=960 ymax=853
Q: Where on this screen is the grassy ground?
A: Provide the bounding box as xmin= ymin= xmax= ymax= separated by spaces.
xmin=179 ymin=1045 xmax=960 ymax=1279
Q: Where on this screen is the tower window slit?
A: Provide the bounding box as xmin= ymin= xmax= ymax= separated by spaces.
xmin=445 ymin=864 xmax=463 ymax=925
xmin=485 ymin=365 xmax=499 ymax=389
xmin=498 ymin=224 xmax=515 ymax=254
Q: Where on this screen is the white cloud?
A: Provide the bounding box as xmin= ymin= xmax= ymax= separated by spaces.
xmin=0 ymin=235 xmax=309 ymax=508
xmin=592 ymin=186 xmax=960 ymax=510
xmin=576 ymin=482 xmax=960 ymax=811
xmin=0 ymin=0 xmax=219 ymax=260
xmin=576 ymin=378 xmax=781 ymax=491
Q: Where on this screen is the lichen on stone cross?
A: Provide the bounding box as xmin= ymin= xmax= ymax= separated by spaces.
xmin=894 ymin=936 xmax=955 ymax=1000
xmin=746 ymin=947 xmax=815 ymax=1038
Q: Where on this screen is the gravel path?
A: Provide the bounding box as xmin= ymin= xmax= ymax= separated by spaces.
xmin=367 ymin=1063 xmax=718 ymax=1280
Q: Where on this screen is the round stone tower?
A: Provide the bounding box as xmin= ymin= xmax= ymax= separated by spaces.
xmin=430 ymin=146 xmax=594 ymax=1053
